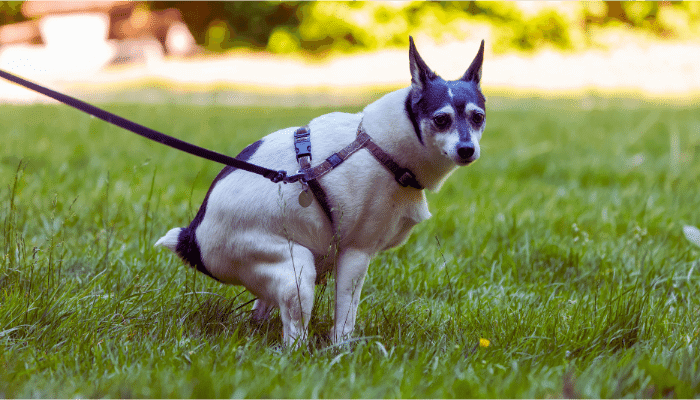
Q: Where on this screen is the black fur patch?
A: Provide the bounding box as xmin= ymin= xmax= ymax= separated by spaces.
xmin=447 ymin=80 xmax=486 ymax=111
xmin=175 ymin=139 xmax=263 ymax=280
xmin=404 ymin=92 xmax=423 ymax=144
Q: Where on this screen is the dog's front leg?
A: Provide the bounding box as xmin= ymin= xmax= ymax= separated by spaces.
xmin=330 ymin=248 xmax=372 ymax=344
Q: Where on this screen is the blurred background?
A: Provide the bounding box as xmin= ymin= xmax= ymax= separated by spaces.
xmin=1 ymin=1 xmax=700 ymax=105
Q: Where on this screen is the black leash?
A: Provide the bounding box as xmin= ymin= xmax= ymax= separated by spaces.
xmin=0 ymin=68 xmax=304 ymax=184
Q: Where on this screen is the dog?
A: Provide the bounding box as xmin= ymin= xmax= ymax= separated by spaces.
xmin=156 ymin=36 xmax=485 ymax=347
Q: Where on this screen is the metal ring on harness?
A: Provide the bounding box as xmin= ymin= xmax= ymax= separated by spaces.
xmin=262 ymin=168 xmax=307 ymax=184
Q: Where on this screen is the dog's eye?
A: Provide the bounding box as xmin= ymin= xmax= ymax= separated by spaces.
xmin=471 ymin=112 xmax=484 ymax=125
xmin=433 ymin=114 xmax=451 ymax=129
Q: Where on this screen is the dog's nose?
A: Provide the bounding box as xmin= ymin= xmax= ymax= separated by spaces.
xmin=456 ymin=143 xmax=475 ymax=160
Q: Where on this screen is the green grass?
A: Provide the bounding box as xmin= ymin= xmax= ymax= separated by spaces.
xmin=1 ymin=96 xmax=700 ymax=398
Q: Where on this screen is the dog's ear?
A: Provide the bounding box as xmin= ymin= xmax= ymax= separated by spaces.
xmin=462 ymin=40 xmax=485 ymax=85
xmin=409 ymin=36 xmax=437 ymax=92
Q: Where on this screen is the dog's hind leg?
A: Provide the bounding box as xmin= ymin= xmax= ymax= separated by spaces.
xmin=252 ymin=299 xmax=275 ymax=322
xmin=330 ymin=248 xmax=372 ymax=344
xmin=267 ymin=244 xmax=316 ymax=348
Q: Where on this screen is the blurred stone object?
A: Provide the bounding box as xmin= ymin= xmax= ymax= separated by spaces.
xmin=39 ymin=13 xmax=110 ymax=46
xmin=21 ymin=1 xmax=134 ymax=18
xmin=112 ymin=38 xmax=164 ymax=66
xmin=111 ymin=7 xmax=196 ymax=54
xmin=0 ymin=1 xmax=197 ymax=69
xmin=165 ymin=22 xmax=197 ymax=57
xmin=0 ymin=1 xmax=119 ymax=78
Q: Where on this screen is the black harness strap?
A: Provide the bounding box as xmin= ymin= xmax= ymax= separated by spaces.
xmin=302 ymin=128 xmax=370 ymax=182
xmin=355 ymin=127 xmax=423 ymax=190
xmin=307 ymin=179 xmax=334 ymax=225
xmin=298 ymin=123 xmax=423 ymax=188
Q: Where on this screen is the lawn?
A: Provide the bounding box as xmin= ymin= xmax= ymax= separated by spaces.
xmin=1 ymin=94 xmax=699 ymax=398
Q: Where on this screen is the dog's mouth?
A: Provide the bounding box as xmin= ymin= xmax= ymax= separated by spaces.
xmin=445 ymin=151 xmax=477 ymax=166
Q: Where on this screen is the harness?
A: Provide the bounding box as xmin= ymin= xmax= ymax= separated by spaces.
xmin=292 ymin=122 xmax=423 ymax=226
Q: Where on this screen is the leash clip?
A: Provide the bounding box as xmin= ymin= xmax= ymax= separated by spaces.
xmin=296 ymin=170 xmax=310 ymax=192
xmin=268 ymin=170 xmax=305 ymax=184
xmin=284 ymin=171 xmax=306 ymax=184
xmin=268 ymin=170 xmax=287 ymax=183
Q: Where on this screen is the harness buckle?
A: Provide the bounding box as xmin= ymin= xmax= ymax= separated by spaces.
xmin=294 ymin=127 xmax=312 ymax=161
xmin=396 ymin=169 xmax=418 ymax=188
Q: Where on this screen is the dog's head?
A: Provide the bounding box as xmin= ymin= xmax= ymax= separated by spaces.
xmin=406 ymin=36 xmax=485 ymax=166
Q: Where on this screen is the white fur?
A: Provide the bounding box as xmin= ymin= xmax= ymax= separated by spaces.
xmin=155 ymin=85 xmax=479 ymax=347
xmin=155 ymin=228 xmax=180 ymax=249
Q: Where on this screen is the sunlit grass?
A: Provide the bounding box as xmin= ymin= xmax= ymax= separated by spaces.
xmin=1 ymin=97 xmax=699 ymax=397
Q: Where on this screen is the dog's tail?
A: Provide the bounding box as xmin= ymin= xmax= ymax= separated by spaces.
xmin=154 ymin=227 xmax=182 ymax=252
xmin=154 ymin=227 xmax=218 ymax=281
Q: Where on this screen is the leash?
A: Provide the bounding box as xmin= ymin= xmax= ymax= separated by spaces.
xmin=0 ymin=68 xmax=304 ymax=185
xmin=1 ymin=67 xmax=422 ymax=227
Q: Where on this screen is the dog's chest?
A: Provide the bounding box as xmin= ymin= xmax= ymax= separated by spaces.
xmin=340 ymin=186 xmax=432 ymax=252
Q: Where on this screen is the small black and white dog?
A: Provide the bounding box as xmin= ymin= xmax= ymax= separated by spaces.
xmin=156 ymin=37 xmax=486 ymax=347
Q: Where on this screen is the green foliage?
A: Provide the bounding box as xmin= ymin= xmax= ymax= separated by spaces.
xmin=1 ymin=97 xmax=700 ymax=397
xmin=4 ymin=1 xmax=700 ymax=54
xmin=494 ymin=9 xmax=572 ymax=52
xmin=0 ymin=1 xmax=26 ymax=26
xmin=151 ymin=1 xmax=303 ymax=52
xmin=149 ymin=1 xmax=700 ymax=55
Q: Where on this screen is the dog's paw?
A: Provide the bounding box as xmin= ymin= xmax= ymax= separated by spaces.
xmin=329 ymin=327 xmax=354 ymax=345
